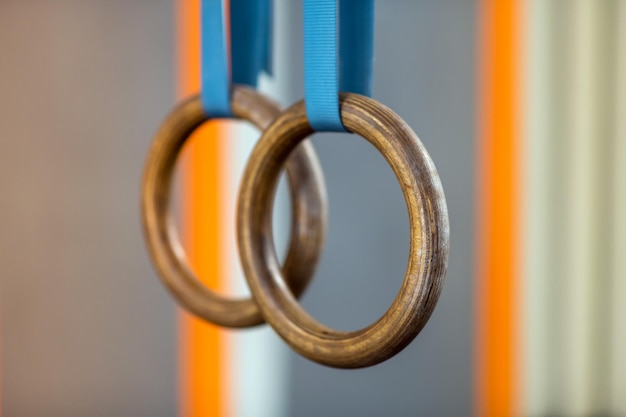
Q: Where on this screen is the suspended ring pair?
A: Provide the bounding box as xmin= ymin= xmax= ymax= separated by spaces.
xmin=141 ymin=85 xmax=449 ymax=368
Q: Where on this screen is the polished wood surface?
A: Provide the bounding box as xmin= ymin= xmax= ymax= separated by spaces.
xmin=141 ymin=85 xmax=327 ymax=328
xmin=237 ymin=93 xmax=449 ymax=368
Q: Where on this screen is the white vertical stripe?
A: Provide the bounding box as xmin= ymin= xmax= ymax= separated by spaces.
xmin=226 ymin=117 xmax=290 ymax=417
xmin=610 ymin=1 xmax=626 ymax=414
xmin=522 ymin=0 xmax=553 ymax=414
xmin=225 ymin=1 xmax=292 ymax=416
xmin=563 ymin=1 xmax=614 ymax=415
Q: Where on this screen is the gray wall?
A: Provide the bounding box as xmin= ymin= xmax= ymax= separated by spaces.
xmin=1 ymin=1 xmax=476 ymax=416
xmin=280 ymin=1 xmax=476 ymax=416
xmin=0 ymin=1 xmax=177 ymax=416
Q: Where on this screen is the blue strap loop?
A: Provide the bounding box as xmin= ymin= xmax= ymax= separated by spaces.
xmin=201 ymin=0 xmax=272 ymax=117
xmin=231 ymin=0 xmax=273 ymax=86
xmin=304 ymin=0 xmax=375 ymax=132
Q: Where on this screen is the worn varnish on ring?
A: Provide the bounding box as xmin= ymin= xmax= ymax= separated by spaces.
xmin=141 ymin=85 xmax=327 ymax=328
xmin=237 ymin=93 xmax=449 ymax=368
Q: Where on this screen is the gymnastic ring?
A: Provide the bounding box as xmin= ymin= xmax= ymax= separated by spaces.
xmin=237 ymin=93 xmax=449 ymax=367
xmin=141 ymin=85 xmax=327 ymax=328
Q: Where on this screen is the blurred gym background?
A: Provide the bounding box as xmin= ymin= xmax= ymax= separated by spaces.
xmin=1 ymin=1 xmax=624 ymax=416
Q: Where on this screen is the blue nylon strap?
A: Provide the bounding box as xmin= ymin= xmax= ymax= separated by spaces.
xmin=231 ymin=0 xmax=273 ymax=86
xmin=201 ymin=0 xmax=272 ymax=117
xmin=304 ymin=0 xmax=343 ymax=131
xmin=201 ymin=0 xmax=230 ymax=117
xmin=304 ymin=0 xmax=375 ymax=132
xmin=339 ymin=0 xmax=374 ymax=97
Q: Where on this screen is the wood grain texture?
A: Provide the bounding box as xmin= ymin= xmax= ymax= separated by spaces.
xmin=237 ymin=93 xmax=449 ymax=368
xmin=141 ymin=85 xmax=327 ymax=328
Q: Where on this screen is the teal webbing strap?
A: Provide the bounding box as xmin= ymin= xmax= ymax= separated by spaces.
xmin=201 ymin=0 xmax=272 ymax=117
xmin=304 ymin=0 xmax=375 ymax=132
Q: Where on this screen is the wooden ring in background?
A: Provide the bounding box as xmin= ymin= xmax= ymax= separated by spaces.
xmin=237 ymin=93 xmax=449 ymax=367
xmin=141 ymin=86 xmax=327 ymax=328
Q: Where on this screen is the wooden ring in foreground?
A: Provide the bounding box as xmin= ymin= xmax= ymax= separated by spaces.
xmin=141 ymin=86 xmax=327 ymax=328
xmin=237 ymin=93 xmax=449 ymax=367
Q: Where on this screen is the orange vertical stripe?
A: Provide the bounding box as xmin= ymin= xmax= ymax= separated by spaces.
xmin=476 ymin=1 xmax=522 ymax=416
xmin=177 ymin=1 xmax=230 ymax=417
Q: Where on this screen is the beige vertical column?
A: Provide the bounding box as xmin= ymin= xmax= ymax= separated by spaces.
xmin=610 ymin=1 xmax=626 ymax=414
xmin=522 ymin=0 xmax=555 ymax=414
xmin=563 ymin=1 xmax=615 ymax=415
xmin=523 ymin=0 xmax=573 ymax=414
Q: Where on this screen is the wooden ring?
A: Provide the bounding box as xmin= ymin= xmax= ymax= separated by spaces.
xmin=237 ymin=93 xmax=449 ymax=367
xmin=141 ymin=86 xmax=327 ymax=328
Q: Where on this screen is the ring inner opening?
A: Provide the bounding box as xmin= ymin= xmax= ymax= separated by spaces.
xmin=295 ymin=131 xmax=410 ymax=332
xmin=171 ymin=120 xmax=291 ymax=299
